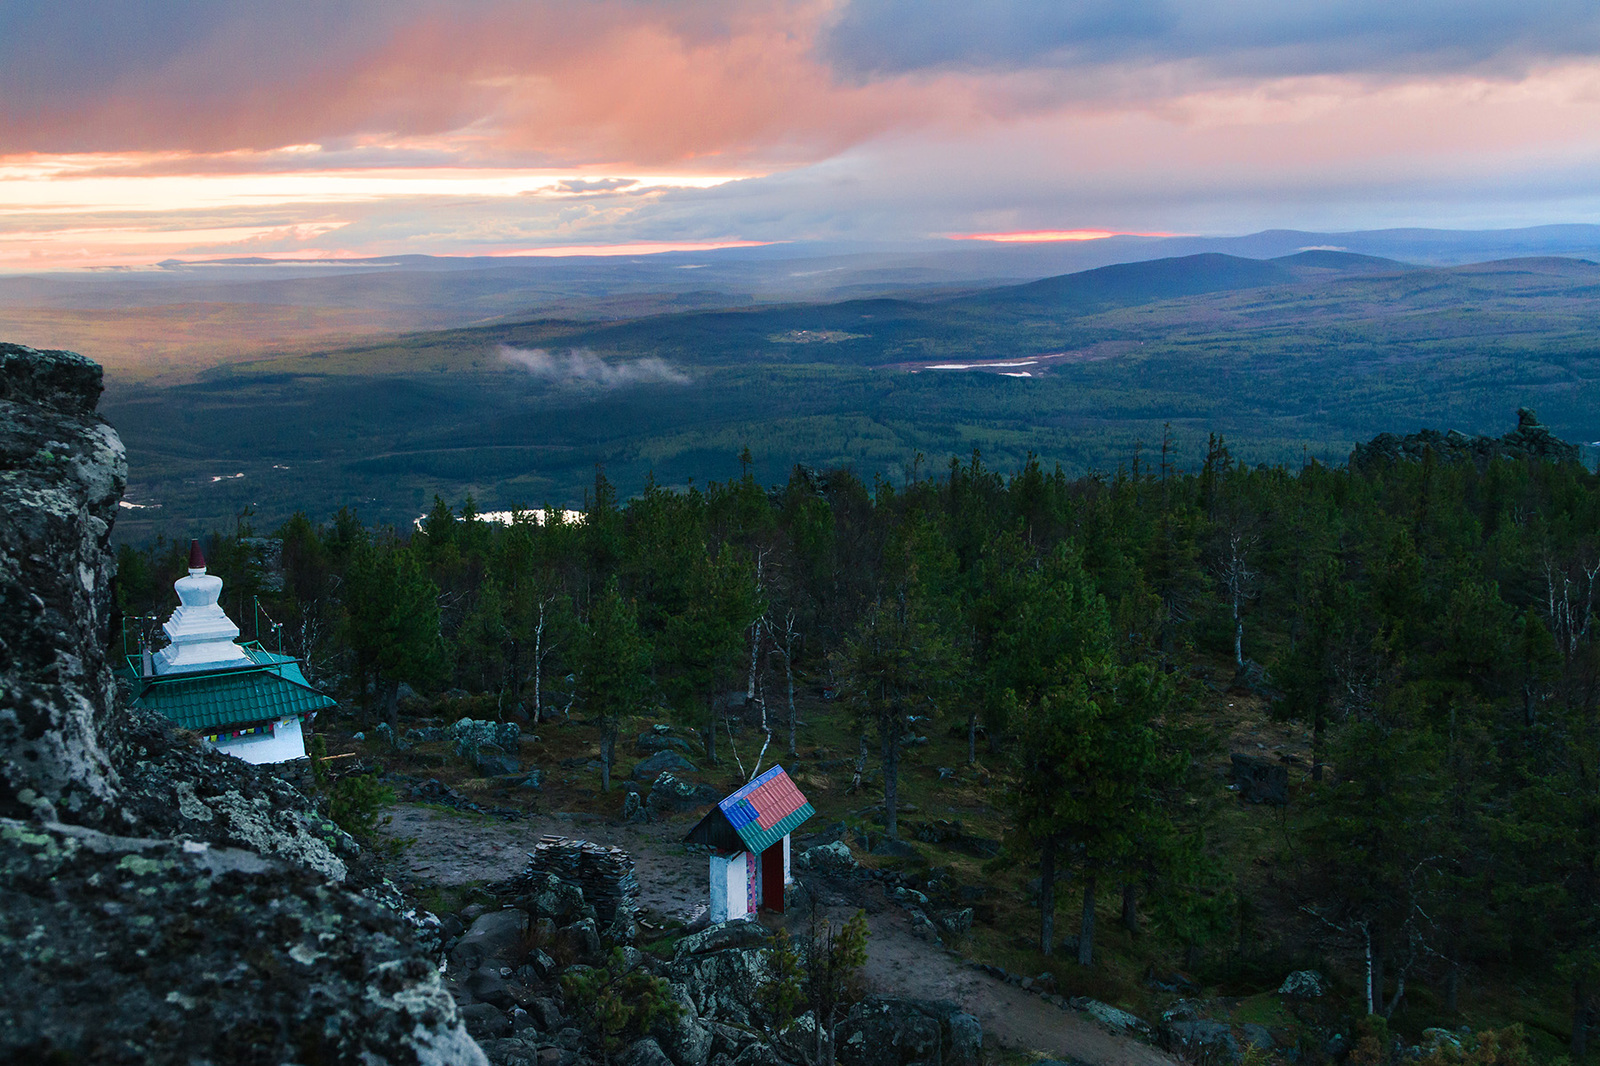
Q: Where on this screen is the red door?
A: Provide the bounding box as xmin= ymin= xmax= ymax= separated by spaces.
xmin=761 ymin=841 xmax=785 ymax=912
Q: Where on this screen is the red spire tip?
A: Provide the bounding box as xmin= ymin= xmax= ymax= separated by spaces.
xmin=188 ymin=539 xmax=206 ymax=569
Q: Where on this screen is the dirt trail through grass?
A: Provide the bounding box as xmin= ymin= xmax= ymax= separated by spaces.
xmin=383 ymin=803 xmax=1177 ymax=1066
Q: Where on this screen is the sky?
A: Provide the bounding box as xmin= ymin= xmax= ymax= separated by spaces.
xmin=4 ymin=0 xmax=1600 ymax=268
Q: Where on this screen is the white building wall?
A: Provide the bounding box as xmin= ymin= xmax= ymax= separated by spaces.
xmin=709 ymin=851 xmax=750 ymax=923
xmin=212 ymin=717 xmax=307 ymax=764
xmin=783 ymin=834 xmax=792 ymax=885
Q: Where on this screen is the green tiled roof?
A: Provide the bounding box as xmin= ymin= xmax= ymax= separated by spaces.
xmin=736 ymin=802 xmax=816 ymax=856
xmin=129 ymin=668 xmax=336 ymax=732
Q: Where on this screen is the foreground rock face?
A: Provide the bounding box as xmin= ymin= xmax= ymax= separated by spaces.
xmin=0 ymin=817 xmax=480 ymax=1065
xmin=0 ymin=343 xmax=126 ymax=820
xmin=0 ymin=343 xmax=484 ymax=1064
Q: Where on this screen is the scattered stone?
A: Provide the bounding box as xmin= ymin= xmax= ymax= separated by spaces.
xmin=1241 ymin=1024 xmax=1275 ymax=1050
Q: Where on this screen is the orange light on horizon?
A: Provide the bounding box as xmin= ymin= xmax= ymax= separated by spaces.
xmin=950 ymin=229 xmax=1180 ymax=243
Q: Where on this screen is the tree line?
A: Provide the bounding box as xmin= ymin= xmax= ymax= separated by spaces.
xmin=113 ymin=436 xmax=1600 ymax=1047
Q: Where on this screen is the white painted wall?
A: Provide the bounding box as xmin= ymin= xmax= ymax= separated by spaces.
xmin=709 ymin=851 xmax=750 ymax=923
xmin=783 ymin=834 xmax=792 ymax=885
xmin=212 ymin=717 xmax=307 ymax=764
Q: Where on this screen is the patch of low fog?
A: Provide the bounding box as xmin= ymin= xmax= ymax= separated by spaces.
xmin=498 ymin=345 xmax=689 ymax=387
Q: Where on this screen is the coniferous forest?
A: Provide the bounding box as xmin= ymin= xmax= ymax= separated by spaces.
xmin=113 ymin=417 xmax=1600 ymax=1058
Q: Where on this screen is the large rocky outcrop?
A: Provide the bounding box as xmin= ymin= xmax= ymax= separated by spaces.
xmin=0 ymin=343 xmax=486 ymax=1064
xmin=1350 ymin=408 xmax=1580 ymax=471
xmin=0 ymin=343 xmax=126 ymax=820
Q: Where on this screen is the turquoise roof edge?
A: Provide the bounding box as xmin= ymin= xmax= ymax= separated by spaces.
xmin=735 ymin=800 xmax=816 ymax=854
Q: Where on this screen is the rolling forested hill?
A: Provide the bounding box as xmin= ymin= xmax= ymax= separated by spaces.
xmin=96 ymin=250 xmax=1600 ymax=541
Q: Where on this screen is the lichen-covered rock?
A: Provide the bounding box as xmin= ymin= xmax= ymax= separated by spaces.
xmin=797 ymin=841 xmax=857 ymax=870
xmin=646 ymin=771 xmax=720 ymax=814
xmin=652 ymin=984 xmax=714 ymax=1066
xmin=1277 ymin=969 xmax=1327 ymax=997
xmin=835 ymin=999 xmax=983 ymax=1066
xmin=669 ymin=941 xmax=772 ymax=1027
xmin=451 ymin=718 xmax=523 ymax=774
xmin=0 ymin=343 xmax=126 ymax=820
xmin=0 ymin=817 xmax=486 ymax=1065
xmin=0 ymin=343 xmax=485 ymax=1063
xmin=624 ymin=1036 xmax=680 ymax=1066
xmin=113 ymin=708 xmax=351 ymax=879
xmin=1073 ymin=998 xmax=1154 ymax=1039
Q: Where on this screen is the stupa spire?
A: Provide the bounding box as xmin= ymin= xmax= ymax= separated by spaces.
xmin=151 ymin=539 xmax=252 ymax=675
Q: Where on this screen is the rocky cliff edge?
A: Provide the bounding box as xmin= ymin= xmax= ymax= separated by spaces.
xmin=0 ymin=343 xmax=486 ymax=1065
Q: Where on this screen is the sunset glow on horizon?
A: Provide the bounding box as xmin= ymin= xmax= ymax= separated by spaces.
xmin=5 ymin=2 xmax=1600 ymax=269
xmin=951 ymin=230 xmax=1182 ymax=243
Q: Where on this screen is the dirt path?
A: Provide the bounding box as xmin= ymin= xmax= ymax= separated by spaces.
xmin=382 ymin=803 xmax=1176 ymax=1066
xmin=854 ymin=907 xmax=1176 ymax=1066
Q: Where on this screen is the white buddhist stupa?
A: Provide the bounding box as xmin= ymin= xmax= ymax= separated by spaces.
xmin=121 ymin=540 xmax=334 ymax=764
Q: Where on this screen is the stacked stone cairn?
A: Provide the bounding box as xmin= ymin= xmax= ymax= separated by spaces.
xmin=525 ymin=835 xmax=641 ymax=928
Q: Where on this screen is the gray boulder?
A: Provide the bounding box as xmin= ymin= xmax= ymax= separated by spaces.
xmin=555 ymin=917 xmax=602 ymax=962
xmin=732 ymin=1043 xmax=783 ymax=1066
xmin=451 ymin=908 xmax=531 ymax=973
xmin=1163 ymin=1020 xmax=1240 ymax=1063
xmin=1230 ymin=753 xmax=1288 ymax=805
xmin=652 ymin=984 xmax=714 ymax=1066
xmin=647 ymin=772 xmax=721 ymax=814
xmin=466 ymin=966 xmax=516 ymax=1010
xmin=518 ymin=871 xmax=595 ymax=926
xmin=798 ymin=841 xmax=856 ymax=870
xmin=836 ymin=998 xmax=982 ymax=1066
xmin=624 ymin=1037 xmax=679 ymax=1066
xmin=674 ymin=920 xmax=771 ymax=959
xmin=1073 ymin=998 xmax=1154 ymax=1039
xmin=639 ymin=731 xmax=698 ymax=756
xmin=634 ymin=750 xmax=699 ymax=781
xmin=462 ymin=1002 xmax=511 ymax=1040
xmin=1278 ymin=970 xmax=1327 ymax=997
xmin=669 ymin=941 xmax=772 ymax=1027
xmin=450 ymin=718 xmax=522 ymax=773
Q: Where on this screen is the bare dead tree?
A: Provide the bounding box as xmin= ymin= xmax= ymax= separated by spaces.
xmin=531 ymin=593 xmax=560 ymax=722
xmin=769 ymin=607 xmax=803 ymax=757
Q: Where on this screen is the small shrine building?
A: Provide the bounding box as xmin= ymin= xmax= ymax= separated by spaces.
xmin=119 ymin=540 xmax=334 ymax=764
xmin=684 ymin=765 xmax=815 ymax=921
